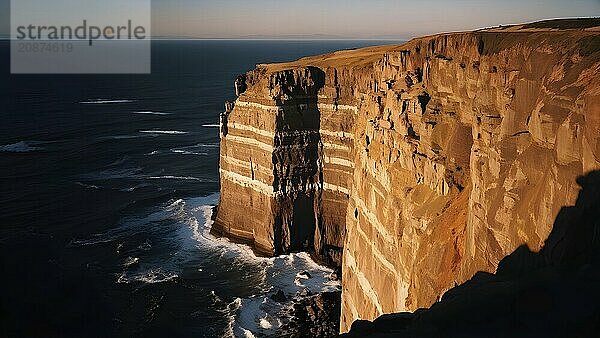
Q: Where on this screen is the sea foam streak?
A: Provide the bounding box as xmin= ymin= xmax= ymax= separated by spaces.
xmin=75 ymin=182 xmax=102 ymax=190
xmin=133 ymin=111 xmax=172 ymax=116
xmin=0 ymin=141 xmax=45 ymax=153
xmin=99 ymin=135 xmax=147 ymax=140
xmin=202 ymin=124 xmax=220 ymax=128
xmin=80 ymin=99 xmax=135 ymax=104
xmin=139 ymin=130 xmax=189 ymax=135
xmin=146 ymin=143 xmax=218 ymax=157
xmin=169 ymin=143 xmax=218 ymax=156
xmin=146 ymin=176 xmax=215 ymax=182
xmin=170 ymin=149 xmax=209 ymax=156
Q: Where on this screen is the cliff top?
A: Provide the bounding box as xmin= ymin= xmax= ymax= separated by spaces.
xmin=256 ymin=18 xmax=600 ymax=73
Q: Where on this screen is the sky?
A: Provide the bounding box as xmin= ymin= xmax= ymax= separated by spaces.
xmin=2 ymin=0 xmax=599 ymax=39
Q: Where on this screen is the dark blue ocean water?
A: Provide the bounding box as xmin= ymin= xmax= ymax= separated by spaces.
xmin=0 ymin=40 xmax=399 ymax=337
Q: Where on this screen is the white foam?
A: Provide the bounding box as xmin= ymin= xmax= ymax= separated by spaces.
xmin=75 ymin=182 xmax=101 ymax=190
xmin=80 ymin=99 xmax=135 ymax=104
xmin=117 ymin=268 xmax=178 ymax=284
xmin=146 ymin=144 xmax=217 ymax=157
xmin=187 ymin=199 xmax=271 ymax=267
xmin=0 ymin=141 xmax=44 ymax=153
xmin=184 ymin=195 xmax=341 ymax=336
xmin=70 ymin=192 xmax=339 ymax=335
xmin=202 ymin=124 xmax=220 ymax=128
xmin=168 ymin=199 xmax=185 ymax=209
xmin=170 ymin=149 xmax=209 ymax=156
xmin=146 ymin=176 xmax=215 ymax=182
xmin=138 ymin=239 xmax=152 ymax=251
xmin=259 ymin=317 xmax=272 ymax=329
xmin=120 ymin=183 xmax=152 ymax=192
xmin=196 ymin=143 xmax=219 ymax=148
xmin=231 ymin=296 xmax=280 ymax=337
xmin=100 ymin=135 xmax=147 ymax=140
xmin=133 ymin=111 xmax=172 ymax=115
xmin=169 ymin=143 xmax=219 ymax=156
xmin=139 ymin=130 xmax=189 ymax=135
xmin=123 ymin=256 xmax=140 ymax=267
xmin=223 ymin=297 xmax=243 ymax=337
xmin=241 ymin=329 xmax=256 ymax=338
xmin=68 ymin=237 xmax=114 ymax=247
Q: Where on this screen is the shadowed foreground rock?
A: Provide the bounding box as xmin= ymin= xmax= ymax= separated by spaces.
xmin=278 ymin=292 xmax=341 ymax=338
xmin=343 ymin=171 xmax=600 ymax=337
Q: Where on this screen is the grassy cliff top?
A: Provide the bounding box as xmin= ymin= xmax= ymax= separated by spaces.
xmin=258 ymin=18 xmax=599 ymax=73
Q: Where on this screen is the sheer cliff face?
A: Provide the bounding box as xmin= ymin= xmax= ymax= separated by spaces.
xmin=213 ymin=66 xmax=353 ymax=265
xmin=214 ymin=26 xmax=600 ymax=332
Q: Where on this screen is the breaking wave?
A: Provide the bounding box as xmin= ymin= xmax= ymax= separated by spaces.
xmin=69 ymin=193 xmax=339 ymax=336
xmin=188 ymin=197 xmax=340 ymax=337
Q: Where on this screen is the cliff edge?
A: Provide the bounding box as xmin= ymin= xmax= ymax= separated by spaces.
xmin=212 ymin=18 xmax=600 ymax=333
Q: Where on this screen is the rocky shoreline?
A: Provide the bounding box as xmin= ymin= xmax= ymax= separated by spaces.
xmin=275 ymin=291 xmax=341 ymax=338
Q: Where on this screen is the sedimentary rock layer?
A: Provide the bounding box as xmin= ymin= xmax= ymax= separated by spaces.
xmin=213 ymin=20 xmax=600 ymax=332
xmin=213 ymin=67 xmax=354 ymax=266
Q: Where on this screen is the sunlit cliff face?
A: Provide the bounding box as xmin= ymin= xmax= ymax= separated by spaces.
xmin=213 ymin=22 xmax=600 ymax=332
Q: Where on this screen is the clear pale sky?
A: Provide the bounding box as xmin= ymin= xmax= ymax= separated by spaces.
xmin=2 ymin=0 xmax=599 ymax=39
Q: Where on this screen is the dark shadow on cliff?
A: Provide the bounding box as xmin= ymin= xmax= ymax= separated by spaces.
xmin=343 ymin=170 xmax=600 ymax=337
xmin=271 ymin=66 xmax=330 ymax=261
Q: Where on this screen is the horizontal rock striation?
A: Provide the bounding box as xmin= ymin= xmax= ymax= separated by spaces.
xmin=213 ymin=66 xmax=354 ymax=266
xmin=213 ymin=19 xmax=600 ymax=333
xmin=341 ymin=170 xmax=600 ymax=337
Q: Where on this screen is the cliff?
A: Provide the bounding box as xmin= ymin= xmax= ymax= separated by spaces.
xmin=213 ymin=18 xmax=600 ymax=333
xmin=342 ymin=170 xmax=600 ymax=337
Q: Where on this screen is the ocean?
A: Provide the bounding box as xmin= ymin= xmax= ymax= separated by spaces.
xmin=0 ymin=40 xmax=398 ymax=337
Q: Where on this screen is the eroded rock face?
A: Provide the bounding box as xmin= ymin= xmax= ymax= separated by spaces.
xmin=213 ymin=66 xmax=352 ymax=266
xmin=213 ymin=21 xmax=600 ymax=333
xmin=341 ymin=170 xmax=600 ymax=337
